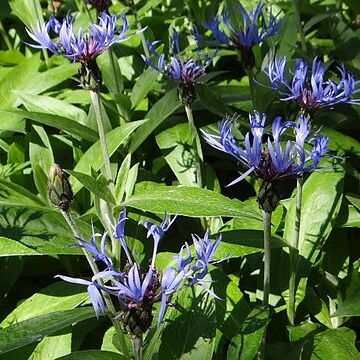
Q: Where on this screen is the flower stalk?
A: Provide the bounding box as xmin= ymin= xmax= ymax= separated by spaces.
xmin=263 ymin=210 xmax=272 ymax=306
xmin=184 ymin=103 xmax=203 ymax=188
xmin=132 ymin=336 xmax=143 ymax=360
xmin=48 ymin=164 xmax=129 ymax=357
xmin=90 ymin=89 xmax=115 ymax=194
xmin=288 ymin=175 xmax=303 ymax=324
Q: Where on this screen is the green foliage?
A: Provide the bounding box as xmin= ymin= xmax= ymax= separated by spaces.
xmin=0 ymin=0 xmax=360 ymax=358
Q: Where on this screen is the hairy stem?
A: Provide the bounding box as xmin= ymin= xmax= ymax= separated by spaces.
xmin=263 ymin=211 xmax=272 ymax=306
xmin=292 ymin=0 xmax=307 ymax=52
xmin=288 ymin=175 xmax=303 ymax=325
xmin=90 ymin=89 xmax=115 ymax=194
xmin=61 ymin=209 xmax=130 ymax=358
xmin=132 ymin=336 xmax=143 ymax=360
xmin=184 ymin=103 xmax=203 ymax=188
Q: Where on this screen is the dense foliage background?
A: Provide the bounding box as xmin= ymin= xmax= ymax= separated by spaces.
xmin=0 ymin=0 xmax=360 ymax=359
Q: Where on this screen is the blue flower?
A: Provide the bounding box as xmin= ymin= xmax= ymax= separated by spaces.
xmin=206 ymin=3 xmax=282 ymax=50
xmin=264 ymin=57 xmax=360 ymax=111
xmin=26 ymin=12 xmax=129 ymax=62
xmin=202 ymin=112 xmax=329 ymax=185
xmin=73 ymin=224 xmax=113 ymax=269
xmin=109 ymin=208 xmax=134 ymax=266
xmin=191 ymin=231 xmax=221 ymax=283
xmin=142 ymin=29 xmax=214 ymax=87
xmin=142 ymin=212 xmax=177 ymax=269
xmin=56 ymin=209 xmax=223 ymax=331
xmin=55 ymin=275 xmax=106 ymax=318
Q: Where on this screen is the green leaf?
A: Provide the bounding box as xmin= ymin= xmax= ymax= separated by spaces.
xmin=211 ymin=269 xmax=250 ymax=341
xmin=130 ymin=68 xmax=159 ymax=109
xmin=157 ymin=286 xmax=216 ymax=360
xmin=197 ymin=84 xmax=230 ymax=116
xmin=0 ymin=205 xmax=83 ymax=256
xmin=0 ymin=110 xmax=25 ymax=132
xmin=122 ymin=185 xmax=261 ymax=220
xmin=310 ymin=328 xmax=358 ymax=359
xmin=0 ymin=237 xmax=41 ymax=257
xmin=11 ymin=110 xmax=98 ymax=142
xmin=71 ymin=120 xmax=146 ymax=194
xmin=322 ymin=127 xmax=360 ymax=157
xmin=227 ymin=307 xmax=269 ymax=360
xmin=283 ymin=164 xmax=345 ymax=313
xmin=115 ymin=154 xmax=131 ymax=203
xmin=0 ymin=56 xmax=40 ymax=110
xmin=129 ymin=89 xmax=181 ymax=153
xmin=58 ymin=350 xmax=127 ymax=360
xmin=1 ymin=282 xmax=88 ymax=327
xmin=289 ymin=324 xmax=358 ymax=360
xmin=214 ymin=230 xmax=292 ymax=261
xmin=19 ymin=93 xmax=88 ymax=124
xmin=68 ymin=170 xmax=116 ymax=205
xmin=156 ymin=122 xmax=196 ymax=186
xmin=0 ymin=179 xmax=45 ymax=206
xmin=29 ymin=330 xmax=72 ymax=360
xmin=334 ymin=271 xmax=360 ymax=317
xmin=0 ymin=59 xmax=78 ymax=110
xmin=97 ymin=50 xmax=124 ymax=97
xmin=29 ymin=124 xmax=54 ymax=201
xmin=9 ymin=0 xmax=43 ymax=28
xmin=0 ymin=308 xmax=94 ymax=355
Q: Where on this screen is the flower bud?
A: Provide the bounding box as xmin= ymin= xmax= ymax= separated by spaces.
xmin=48 ymin=164 xmax=73 ymax=211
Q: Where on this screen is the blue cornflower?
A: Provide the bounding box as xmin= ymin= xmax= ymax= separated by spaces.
xmin=264 ymin=57 xmax=360 ymax=112
xmin=142 ymin=29 xmax=215 ymax=103
xmin=191 ymin=231 xmax=222 ymax=284
xmin=55 ymin=274 xmax=106 ymax=318
xmin=73 ymin=224 xmax=113 ymax=269
xmin=26 ymin=12 xmax=129 ymax=63
xmin=202 ymin=111 xmax=329 ymax=186
xmin=207 ymin=3 xmax=281 ymax=51
xmin=108 ymin=208 xmax=134 ymax=266
xmin=56 ymin=209 xmax=223 ymax=332
xmin=142 ymin=212 xmax=177 ymax=269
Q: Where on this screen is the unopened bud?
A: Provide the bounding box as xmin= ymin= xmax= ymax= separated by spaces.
xmin=48 ymin=164 xmax=73 ymax=211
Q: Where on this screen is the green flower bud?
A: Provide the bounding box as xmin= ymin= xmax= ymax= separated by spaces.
xmin=48 ymin=164 xmax=73 ymax=211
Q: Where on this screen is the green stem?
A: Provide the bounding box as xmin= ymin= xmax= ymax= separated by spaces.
xmin=90 ymin=89 xmax=115 ymax=194
xmin=292 ymin=0 xmax=307 ymax=53
xmin=184 ymin=103 xmax=203 ymax=188
xmin=130 ymin=1 xmax=150 ymax=58
xmin=263 ymin=211 xmax=272 ymax=306
xmin=61 ymin=209 xmax=130 ymax=358
xmin=287 ymin=175 xmax=303 ymax=325
xmin=108 ymin=48 xmax=127 ymax=124
xmin=0 ymin=20 xmax=12 ymax=50
xmin=132 ymin=336 xmax=143 ymax=360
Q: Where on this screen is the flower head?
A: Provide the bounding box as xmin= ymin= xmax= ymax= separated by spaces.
xmin=202 ymin=112 xmax=329 ymax=186
xmin=26 ymin=12 xmax=129 ymax=63
xmin=56 ymin=209 xmax=223 ymax=333
xmin=264 ymin=57 xmax=360 ymax=112
xmin=207 ymin=3 xmax=281 ymax=50
xmin=142 ymin=29 xmax=215 ymax=104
